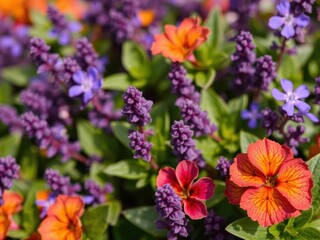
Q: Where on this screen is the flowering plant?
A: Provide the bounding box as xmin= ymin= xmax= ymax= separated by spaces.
xmin=1 ymin=0 xmax=320 ymax=240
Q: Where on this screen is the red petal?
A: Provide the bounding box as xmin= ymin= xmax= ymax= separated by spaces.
xmin=183 ymin=198 xmax=208 ymax=220
xmin=225 ymin=177 xmax=247 ymax=205
xmin=230 ymin=153 xmax=265 ymax=187
xmin=276 ymin=159 xmax=313 ymax=210
xmin=240 ymin=187 xmax=300 ymax=227
xmin=189 ymin=177 xmax=214 ymax=201
xmin=156 ymin=167 xmax=182 ymax=192
xmin=176 ymin=160 xmax=199 ymax=190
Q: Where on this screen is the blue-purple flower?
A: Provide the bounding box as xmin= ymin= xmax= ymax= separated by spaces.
xmin=268 ymin=0 xmax=310 ymax=39
xmin=272 ymin=79 xmax=310 ymax=116
xmin=68 ymin=67 xmax=102 ymax=104
xmin=241 ymin=102 xmax=261 ymax=128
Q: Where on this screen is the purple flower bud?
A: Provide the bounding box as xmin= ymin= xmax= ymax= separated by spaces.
xmin=122 ymin=87 xmax=153 ymax=126
xmin=155 ymin=184 xmax=189 ymax=240
xmin=0 ymin=156 xmax=20 ymax=205
xmin=285 ymin=125 xmax=309 ymax=155
xmin=128 ymin=130 xmax=153 ymax=162
xmin=75 ymin=38 xmax=103 ymax=71
xmin=216 ymin=156 xmax=232 ymax=177
xmin=0 ymin=105 xmax=22 ymax=132
xmin=62 ymin=57 xmax=81 ymax=84
xmin=254 ymin=55 xmax=276 ymax=91
xmin=204 ymin=210 xmax=232 ymax=240
xmin=29 ymin=37 xmax=50 ymax=65
xmin=20 ymin=90 xmax=52 ymax=119
xmin=261 ymin=108 xmax=278 ymax=135
xmin=292 ymin=0 xmax=315 ymax=14
xmin=85 ymin=179 xmax=114 ymax=205
xmin=231 ymin=31 xmax=256 ymax=64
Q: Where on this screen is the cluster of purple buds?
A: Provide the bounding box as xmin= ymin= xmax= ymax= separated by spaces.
xmin=216 ymin=156 xmax=232 ymax=177
xmin=230 ymin=0 xmax=260 ymax=30
xmin=261 ymin=108 xmax=279 ymax=135
xmin=0 ymin=17 xmax=29 ymax=71
xmin=231 ymin=31 xmax=276 ymax=93
xmin=0 ymin=156 xmax=20 ymax=205
xmin=204 ymin=210 xmax=231 ymax=240
xmin=285 ymin=125 xmax=309 ymax=155
xmin=89 ymin=91 xmax=122 ymax=133
xmin=0 ymin=105 xmax=22 ymax=132
xmin=168 ymin=63 xmax=216 ymax=137
xmin=20 ymin=112 xmax=80 ymax=162
xmin=47 ymin=5 xmax=81 ymax=45
xmin=155 ymin=184 xmax=189 ymax=240
xmin=122 ymin=87 xmax=154 ymax=162
xmin=170 ymin=120 xmax=205 ymax=168
xmin=314 ymin=76 xmax=320 ymax=104
xmin=268 ymin=0 xmax=311 ymax=39
xmin=84 ymin=179 xmax=114 ymax=205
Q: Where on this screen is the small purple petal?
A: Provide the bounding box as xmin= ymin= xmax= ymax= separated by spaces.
xmin=283 ymin=102 xmax=294 ymax=116
xmin=277 ymin=0 xmax=290 ymax=16
xmin=68 ymin=85 xmax=83 ymax=97
xmin=83 ymin=91 xmax=94 ymax=103
xmin=305 ymin=112 xmax=319 ymax=123
xmin=280 ymin=79 xmax=294 ymax=93
xmin=268 ymin=16 xmax=284 ymax=29
xmin=241 ymin=110 xmax=251 ymax=120
xmin=72 ymin=71 xmax=86 ymax=84
xmin=294 ymin=85 xmax=310 ymax=99
xmin=272 ymin=88 xmax=286 ymax=101
xmin=248 ymin=119 xmax=257 ymax=129
xmin=281 ymin=24 xmax=295 ymax=39
xmin=295 ymin=100 xmax=311 ymax=113
xmin=295 ymin=14 xmax=310 ymax=28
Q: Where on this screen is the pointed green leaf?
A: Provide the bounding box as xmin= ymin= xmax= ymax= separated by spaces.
xmin=106 ymin=201 xmax=121 ymax=226
xmin=103 ymin=73 xmax=131 ymax=91
xmin=293 ymin=208 xmax=313 ymax=228
xmin=296 ymin=227 xmax=320 ymax=240
xmin=240 ymin=131 xmax=259 ymax=153
xmin=82 ymin=205 xmax=109 ymax=239
xmin=111 ymin=121 xmax=131 ymax=148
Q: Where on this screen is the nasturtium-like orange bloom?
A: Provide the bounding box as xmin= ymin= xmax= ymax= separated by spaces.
xmin=0 ymin=191 xmax=23 ymax=239
xmin=137 ymin=9 xmax=156 ymax=27
xmin=38 ymin=195 xmax=84 ymax=240
xmin=151 ymin=17 xmax=210 ymax=63
xmin=225 ymin=138 xmax=313 ymax=227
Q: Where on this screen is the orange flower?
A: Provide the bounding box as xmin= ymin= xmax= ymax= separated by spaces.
xmin=137 ymin=9 xmax=155 ymax=27
xmin=38 ymin=195 xmax=84 ymax=240
xmin=225 ymin=138 xmax=313 ymax=227
xmin=0 ymin=191 xmax=23 ymax=240
xmin=308 ymin=134 xmax=320 ymax=159
xmin=151 ymin=17 xmax=210 ymax=62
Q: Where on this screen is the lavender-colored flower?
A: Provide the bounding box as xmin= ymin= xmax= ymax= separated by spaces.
xmin=47 ymin=6 xmax=81 ymax=45
xmin=268 ymin=0 xmax=310 ymax=39
xmin=179 ymin=99 xmax=216 ymax=137
xmin=128 ymin=130 xmax=153 ymax=162
xmin=75 ymin=38 xmax=103 ymax=71
xmin=37 ymin=53 xmax=64 ymax=82
xmin=85 ymin=180 xmax=114 ymax=205
xmin=20 ymin=111 xmax=51 ymax=140
xmin=216 ymin=156 xmax=231 ymax=177
xmin=62 ymin=57 xmax=81 ymax=84
xmin=20 ymin=90 xmax=52 ymax=119
xmin=272 ymin=79 xmax=310 ymax=116
xmin=168 ymin=63 xmax=200 ymax=105
xmin=254 ymin=55 xmax=276 ymax=91
xmin=231 ymin=31 xmax=256 ymax=64
xmin=68 ymin=67 xmax=102 ymax=104
xmin=29 ymin=37 xmax=50 ymax=65
xmin=0 ymin=156 xmax=20 ymax=205
xmin=241 ymin=102 xmax=261 ymax=129
xmin=292 ymin=0 xmax=315 ymax=14
xmin=261 ymin=108 xmax=278 ymax=135
xmin=44 ymin=168 xmax=80 ymax=196
xmin=122 ymin=86 xmax=153 ymax=126
xmin=285 ymin=125 xmax=309 ymax=154
xmin=0 ymin=105 xmax=22 ymax=132
xmin=204 ymin=210 xmax=231 ymax=240
xmin=155 ymin=184 xmax=189 ymax=240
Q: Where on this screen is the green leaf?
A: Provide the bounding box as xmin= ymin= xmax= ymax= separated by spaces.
xmin=226 ymin=217 xmax=270 ymax=240
xmin=240 ymin=131 xmax=259 ymax=153
xmin=111 ymin=121 xmax=131 ymax=148
xmin=82 ymin=205 xmax=109 ymax=239
xmin=22 ymin=191 xmax=40 ymax=234
xmin=195 ymin=69 xmax=216 ymax=90
xmin=229 ymin=95 xmax=248 ymax=114
xmin=77 ymin=120 xmax=118 ymax=159
xmin=306 ymin=154 xmax=320 ymax=212
xmin=305 ymin=219 xmax=320 ymax=231
xmin=205 ymin=8 xmax=225 ymax=50
xmin=207 ymin=180 xmax=226 ymax=207
xmin=293 ymin=208 xmax=313 ymax=228
xmin=0 ymin=133 xmax=22 ymax=157
xmin=200 ymin=89 xmax=229 ymax=125
xmin=106 ymin=201 xmax=122 ymax=226
xmin=2 ymin=66 xmax=35 ymax=87
xmin=19 ymin=139 xmax=38 ymax=180
xmin=268 ymin=223 xmax=286 ymax=239
xmin=7 ymin=230 xmax=29 ymax=239
xmin=0 ymin=81 xmax=13 ymax=104
xmin=103 ymin=159 xmax=148 ymax=180
xmin=103 ymin=73 xmax=131 ymax=91
xmin=296 ymin=227 xmax=320 ymax=240
xmin=122 ymin=41 xmax=151 ymax=79
xmin=122 ymin=206 xmax=166 ymax=237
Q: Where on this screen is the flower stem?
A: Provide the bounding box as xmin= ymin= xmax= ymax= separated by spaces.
xmin=276 ymin=38 xmax=287 ymax=71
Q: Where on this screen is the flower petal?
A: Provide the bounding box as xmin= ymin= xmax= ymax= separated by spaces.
xmin=2 ymin=191 xmax=23 ymax=215
xmin=183 ymin=198 xmax=208 ymax=220
xmin=295 ymin=14 xmax=310 ymax=28
xmin=83 ymin=90 xmax=94 ymax=103
xmin=38 ymin=216 xmax=69 ymax=240
xmin=72 ymin=71 xmax=86 ymax=84
xmin=294 ymin=100 xmax=310 ymax=113
xmin=283 ymin=102 xmax=294 ymax=116
xmin=189 ymin=177 xmax=214 ymax=201
xmin=241 ymin=110 xmax=251 ymax=120
xmin=225 ymin=177 xmax=247 ymax=205
xmin=281 ymin=24 xmax=295 ymax=39
xmin=176 ymin=160 xmax=199 ymax=190
xmin=247 ymin=139 xmax=293 ymax=177
xmin=294 ymin=85 xmax=310 ymax=99
xmin=268 ymin=16 xmax=284 ymax=30
xmin=68 ymin=86 xmax=83 ymax=98
xmin=272 ymin=88 xmax=286 ymax=101
xmin=305 ymin=112 xmax=319 ymax=123
xmin=240 ymin=187 xmax=300 ymax=227
xmin=277 ymin=0 xmax=290 ymax=16
xmin=156 ymin=167 xmax=182 ymax=192
xmin=276 ymin=159 xmax=313 ymax=210
xmin=229 ymin=153 xmax=265 ymax=188
xmin=280 ymin=79 xmax=293 ymax=93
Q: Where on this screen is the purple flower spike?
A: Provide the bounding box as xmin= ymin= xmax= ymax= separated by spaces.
xmin=68 ymin=67 xmax=102 ymax=104
xmin=272 ymin=79 xmax=310 ymax=116
xmin=128 ymin=130 xmax=153 ymax=162
xmin=241 ymin=102 xmax=261 ymax=129
xmin=268 ymin=0 xmax=310 ymax=39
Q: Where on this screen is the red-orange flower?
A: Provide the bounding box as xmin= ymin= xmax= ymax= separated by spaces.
xmin=225 ymin=138 xmax=313 ymax=227
xmin=156 ymin=160 xmax=214 ymax=219
xmin=151 ymin=17 xmax=210 ymax=63
xmin=308 ymin=134 xmax=320 ymax=159
xmin=0 ymin=191 xmax=23 ymax=240
xmin=38 ymin=195 xmax=84 ymax=240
